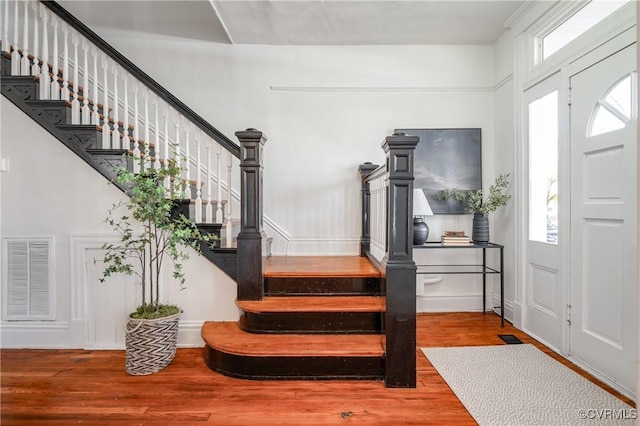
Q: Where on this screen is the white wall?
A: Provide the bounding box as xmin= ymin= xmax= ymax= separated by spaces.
xmin=69 ymin=19 xmax=497 ymax=255
xmin=51 ymin=20 xmax=501 ymax=312
xmin=2 ymin=5 xmax=506 ymax=339
xmin=0 ymin=98 xmax=239 ymax=348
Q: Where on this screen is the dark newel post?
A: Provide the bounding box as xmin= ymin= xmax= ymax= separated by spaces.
xmin=382 ymin=132 xmax=418 ymax=388
xmin=359 ymin=162 xmax=379 ymax=257
xmin=235 ymin=129 xmax=267 ymax=301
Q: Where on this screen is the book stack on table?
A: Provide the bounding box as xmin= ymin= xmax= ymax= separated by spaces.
xmin=441 ymin=231 xmax=472 ymax=246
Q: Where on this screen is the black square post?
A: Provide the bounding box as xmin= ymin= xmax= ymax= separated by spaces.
xmin=235 ymin=129 xmax=267 ymax=301
xmin=381 ymin=132 xmax=418 ymax=388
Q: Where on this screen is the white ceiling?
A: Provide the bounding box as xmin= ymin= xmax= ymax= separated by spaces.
xmin=59 ymin=0 xmax=527 ymax=46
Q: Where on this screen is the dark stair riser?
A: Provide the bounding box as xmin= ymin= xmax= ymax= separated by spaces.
xmin=239 ymin=310 xmax=383 ymax=334
xmin=204 ymin=346 xmax=384 ymax=380
xmin=265 ymin=276 xmax=381 ymax=296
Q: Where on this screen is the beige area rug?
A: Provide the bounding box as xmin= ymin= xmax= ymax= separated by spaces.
xmin=422 ymin=344 xmax=636 ymax=425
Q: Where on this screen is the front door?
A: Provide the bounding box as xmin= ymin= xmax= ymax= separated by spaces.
xmin=569 ymin=43 xmax=637 ymax=396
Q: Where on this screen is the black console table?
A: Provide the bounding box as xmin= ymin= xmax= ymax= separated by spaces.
xmin=414 ymin=242 xmax=504 ymax=327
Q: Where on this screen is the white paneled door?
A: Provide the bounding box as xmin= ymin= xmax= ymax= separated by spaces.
xmin=569 ymin=43 xmax=637 ymax=397
xmin=523 ymin=76 xmax=564 ymax=352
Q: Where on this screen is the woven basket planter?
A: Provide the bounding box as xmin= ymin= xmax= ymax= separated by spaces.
xmin=124 ymin=312 xmax=180 ymax=376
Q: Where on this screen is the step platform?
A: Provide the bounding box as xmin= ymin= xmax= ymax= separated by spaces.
xmin=264 ymin=256 xmax=382 ymax=295
xmin=202 ymin=256 xmax=386 ymax=380
xmin=237 ymin=296 xmax=385 ymax=334
xmin=202 ymin=322 xmax=385 ymax=380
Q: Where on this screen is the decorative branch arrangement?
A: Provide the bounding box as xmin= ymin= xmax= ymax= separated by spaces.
xmin=100 ymin=163 xmax=217 ymax=320
xmin=437 ymin=173 xmax=512 ymax=215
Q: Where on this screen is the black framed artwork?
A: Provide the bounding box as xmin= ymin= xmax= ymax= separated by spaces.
xmin=395 ymin=128 xmax=482 ymax=214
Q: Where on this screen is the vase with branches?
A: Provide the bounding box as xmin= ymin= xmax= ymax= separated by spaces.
xmin=99 ymin=162 xmax=216 ymax=374
xmin=436 ymin=173 xmax=512 ymax=244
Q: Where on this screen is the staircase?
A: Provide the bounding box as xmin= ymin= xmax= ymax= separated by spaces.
xmin=203 ymin=256 xmax=385 ymax=380
xmin=1 ymin=0 xmax=417 ymax=388
xmin=0 ymin=56 xmax=237 ymax=279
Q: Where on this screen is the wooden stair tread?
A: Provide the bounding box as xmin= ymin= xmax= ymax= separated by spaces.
xmin=265 ymin=256 xmax=380 ymax=278
xmin=237 ymin=296 xmax=385 ymax=313
xmin=201 ymin=322 xmax=384 ymax=357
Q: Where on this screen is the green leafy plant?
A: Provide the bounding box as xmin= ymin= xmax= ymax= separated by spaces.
xmin=99 ymin=163 xmax=217 ymax=319
xmin=436 ymin=173 xmax=512 ymax=215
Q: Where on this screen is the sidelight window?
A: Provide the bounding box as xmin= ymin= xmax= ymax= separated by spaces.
xmin=528 ymin=91 xmax=559 ymax=245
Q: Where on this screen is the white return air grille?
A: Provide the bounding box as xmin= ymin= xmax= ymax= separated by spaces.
xmin=2 ymin=238 xmax=54 ymax=320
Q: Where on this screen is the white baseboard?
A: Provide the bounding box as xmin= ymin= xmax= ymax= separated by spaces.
xmin=69 ymin=319 xmax=87 ymax=348
xmin=512 ymin=301 xmax=523 ymax=329
xmin=1 ymin=321 xmax=71 ymax=349
xmin=2 ymin=320 xmax=207 ymax=349
xmin=492 ymin=294 xmax=515 ymax=324
xmin=177 ymin=320 xmax=206 ymax=348
xmin=417 ymin=294 xmax=495 ymax=313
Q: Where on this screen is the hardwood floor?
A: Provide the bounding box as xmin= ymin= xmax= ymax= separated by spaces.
xmin=1 ymin=312 xmax=633 ymax=425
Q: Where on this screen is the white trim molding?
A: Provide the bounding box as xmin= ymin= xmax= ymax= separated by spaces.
xmin=270 ymin=85 xmax=496 ymax=93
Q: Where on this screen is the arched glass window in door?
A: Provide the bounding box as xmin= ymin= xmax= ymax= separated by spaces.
xmin=588 ymin=72 xmax=637 ymax=137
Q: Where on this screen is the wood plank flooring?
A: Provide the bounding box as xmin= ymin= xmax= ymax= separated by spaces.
xmin=2 ymin=312 xmax=634 ymax=425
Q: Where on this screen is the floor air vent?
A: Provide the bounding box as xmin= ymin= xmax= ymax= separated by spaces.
xmin=498 ymin=334 xmax=523 ymax=344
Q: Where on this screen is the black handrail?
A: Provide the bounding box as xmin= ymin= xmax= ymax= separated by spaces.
xmin=42 ymin=1 xmax=241 ymax=159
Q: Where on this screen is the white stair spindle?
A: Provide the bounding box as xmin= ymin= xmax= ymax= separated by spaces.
xmin=122 ymin=72 xmax=130 ymax=149
xmin=39 ymin=6 xmax=50 ymax=100
xmin=2 ymin=0 xmax=9 ymax=55
xmin=183 ymin=125 xmax=192 ymax=199
xmin=90 ymin=48 xmax=99 ymax=124
xmin=205 ymin=142 xmax=213 ymax=223
xmin=225 ymin=151 xmax=233 ymax=246
xmin=70 ymin=32 xmax=79 ymax=124
xmin=20 ymin=1 xmax=29 ymax=76
xmin=215 ymin=144 xmax=223 ymax=223
xmin=81 ymin=41 xmax=89 ymax=123
xmin=11 ymin=0 xmax=20 ymax=75
xmin=50 ymin=16 xmax=60 ymax=100
xmin=153 ymin=99 xmax=161 ymax=170
xmin=163 ymin=106 xmax=170 ymax=193
xmin=194 ymin=133 xmax=203 ymax=223
xmin=101 ymin=55 xmax=110 ymax=149
xmin=132 ymin=83 xmax=140 ymax=173
xmin=31 ymin=2 xmax=39 ymax=77
xmin=60 ymin=24 xmax=69 ymax=101
xmin=173 ymin=118 xmax=181 ymax=197
xmin=111 ymin=66 xmax=120 ymax=148
xmin=143 ymin=89 xmax=150 ymax=169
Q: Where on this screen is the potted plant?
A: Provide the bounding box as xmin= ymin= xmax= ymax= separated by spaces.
xmin=100 ymin=162 xmax=216 ymax=375
xmin=436 ymin=173 xmax=511 ymax=244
